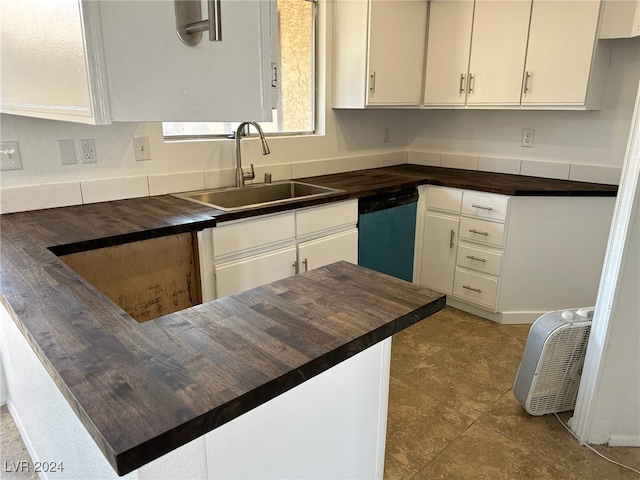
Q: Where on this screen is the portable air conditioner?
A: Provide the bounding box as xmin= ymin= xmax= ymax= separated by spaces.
xmin=513 ymin=307 xmax=594 ymax=416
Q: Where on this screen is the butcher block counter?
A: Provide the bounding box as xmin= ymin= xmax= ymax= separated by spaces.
xmin=0 ymin=165 xmax=616 ymax=477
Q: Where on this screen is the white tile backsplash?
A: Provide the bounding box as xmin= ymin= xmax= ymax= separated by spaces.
xmin=520 ymin=160 xmax=570 ymax=180
xmin=408 ymin=151 xmax=441 ymax=166
xmin=384 ymin=151 xmax=408 ymax=166
xmin=292 ymin=160 xmax=327 ymax=178
xmin=251 ymin=163 xmax=292 ymax=184
xmin=441 ymin=153 xmax=478 ymax=171
xmin=1 ymin=182 xmax=83 ymax=213
xmin=326 ymin=157 xmax=358 ymax=174
xmin=478 ymin=157 xmax=522 ymax=175
xmin=204 ymin=169 xmax=235 ymax=189
xmin=1 ymin=152 xmax=618 ymax=214
xmin=356 ymin=154 xmax=386 ymax=170
xmin=569 ymin=164 xmax=622 ymax=185
xmin=81 ymin=176 xmax=149 ymax=204
xmin=148 ymin=172 xmax=205 ymax=195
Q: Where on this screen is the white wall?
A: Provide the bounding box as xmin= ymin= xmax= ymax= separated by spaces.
xmin=0 ymin=109 xmax=409 ymax=188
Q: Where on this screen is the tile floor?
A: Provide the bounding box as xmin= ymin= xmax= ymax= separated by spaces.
xmin=1 ymin=306 xmax=638 ymax=479
xmin=384 ymin=306 xmax=640 ymax=479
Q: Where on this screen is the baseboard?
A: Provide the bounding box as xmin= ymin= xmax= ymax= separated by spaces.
xmin=497 ymin=311 xmax=545 ymax=325
xmin=446 ymin=298 xmax=541 ymax=325
xmin=608 ymin=434 xmax=640 ymax=447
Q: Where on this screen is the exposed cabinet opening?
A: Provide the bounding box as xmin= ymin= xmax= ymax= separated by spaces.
xmin=59 ymin=233 xmax=202 ymax=323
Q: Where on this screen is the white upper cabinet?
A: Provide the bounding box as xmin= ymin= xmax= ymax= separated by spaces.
xmin=599 ymin=0 xmax=640 ymax=38
xmin=424 ymin=0 xmax=531 ymax=107
xmin=333 ymin=0 xmax=428 ymax=108
xmin=1 ymin=0 xmax=276 ymax=124
xmin=521 ymin=1 xmax=605 ymax=108
xmin=423 ymin=0 xmax=613 ymax=110
xmin=366 ymin=1 xmax=428 ymax=105
xmin=423 ymin=1 xmax=474 ymax=106
xmin=466 ymin=1 xmax=531 ymax=106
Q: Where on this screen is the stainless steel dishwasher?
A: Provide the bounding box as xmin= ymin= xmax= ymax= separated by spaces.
xmin=358 ymin=188 xmax=419 ymax=282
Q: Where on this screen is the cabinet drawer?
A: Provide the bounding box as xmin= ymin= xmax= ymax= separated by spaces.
xmin=213 ymin=212 xmax=295 ymax=258
xmin=453 ymin=269 xmax=498 ymax=309
xmin=426 ymin=187 xmax=463 ymax=213
xmin=457 ymin=244 xmax=502 ymax=276
xmin=462 ymin=192 xmax=509 ymax=221
xmin=459 ymin=217 xmax=505 ymax=247
xmin=296 ymin=200 xmax=358 ymax=237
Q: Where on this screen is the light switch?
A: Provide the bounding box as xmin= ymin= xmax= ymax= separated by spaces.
xmin=133 ymin=136 xmax=151 ymax=161
xmin=0 ymin=141 xmax=23 ymax=171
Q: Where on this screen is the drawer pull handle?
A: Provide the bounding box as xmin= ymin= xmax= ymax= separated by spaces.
xmin=302 ymin=258 xmax=308 ymax=272
xmin=463 ymin=285 xmax=482 ymax=293
xmin=459 ymin=73 xmax=466 ymax=94
xmin=466 ymin=255 xmax=486 ymax=263
xmin=292 ymin=261 xmax=298 ymax=274
xmin=468 ymin=229 xmax=489 ymax=236
xmin=472 ymin=204 xmax=493 ymax=211
xmin=450 ymin=229 xmax=455 ymax=249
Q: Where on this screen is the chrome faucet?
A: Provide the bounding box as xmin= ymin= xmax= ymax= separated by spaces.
xmin=234 ymin=122 xmax=270 ymax=187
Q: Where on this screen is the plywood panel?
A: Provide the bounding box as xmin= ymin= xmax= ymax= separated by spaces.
xmin=61 ymin=233 xmax=201 ymax=322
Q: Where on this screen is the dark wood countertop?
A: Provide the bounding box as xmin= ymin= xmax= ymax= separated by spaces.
xmin=0 ymin=164 xmax=616 ymax=474
xmin=301 ymin=164 xmax=618 ymax=200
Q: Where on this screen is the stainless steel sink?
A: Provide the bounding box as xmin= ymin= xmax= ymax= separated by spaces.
xmin=173 ymin=181 xmax=344 ymax=211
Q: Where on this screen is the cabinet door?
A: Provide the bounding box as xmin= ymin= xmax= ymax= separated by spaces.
xmin=419 ymin=213 xmax=459 ymax=294
xmin=521 ymin=1 xmax=601 ymax=107
xmin=297 ymin=229 xmax=358 ymax=273
xmin=215 ymin=246 xmax=297 ymax=298
xmin=96 ymin=0 xmax=274 ymax=122
xmin=423 ymin=1 xmax=474 ymax=106
xmin=466 ymin=1 xmax=531 ymax=106
xmin=367 ymin=0 xmax=427 ymax=105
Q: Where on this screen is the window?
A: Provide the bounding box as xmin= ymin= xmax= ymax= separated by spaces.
xmin=163 ymin=0 xmax=315 ymax=138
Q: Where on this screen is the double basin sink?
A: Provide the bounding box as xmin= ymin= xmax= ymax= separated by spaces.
xmin=173 ymin=181 xmax=344 ymax=212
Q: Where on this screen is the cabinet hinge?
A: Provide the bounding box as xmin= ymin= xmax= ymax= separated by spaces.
xmin=271 ymin=64 xmax=278 ymax=89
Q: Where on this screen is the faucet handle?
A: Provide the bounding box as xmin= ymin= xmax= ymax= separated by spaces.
xmin=243 ymin=163 xmax=255 ymax=181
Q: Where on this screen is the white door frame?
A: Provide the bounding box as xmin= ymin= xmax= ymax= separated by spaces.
xmin=570 ymin=79 xmax=640 ymax=443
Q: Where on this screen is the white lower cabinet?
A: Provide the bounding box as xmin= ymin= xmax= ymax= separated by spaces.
xmin=453 ymin=269 xmax=499 ymax=310
xmin=215 ymin=246 xmax=298 ymax=299
xmin=199 ymin=200 xmax=359 ymax=300
xmin=297 ymin=229 xmax=359 ymax=274
xmin=416 ymin=186 xmax=615 ymax=324
xmin=419 ymin=213 xmax=460 ymax=294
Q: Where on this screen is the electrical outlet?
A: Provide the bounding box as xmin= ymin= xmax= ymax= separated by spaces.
xmin=133 ymin=136 xmax=151 ymax=161
xmin=0 ymin=141 xmax=23 ymax=171
xmin=80 ymin=139 xmax=97 ymax=163
xmin=58 ymin=139 xmax=77 ymax=165
xmin=521 ymin=128 xmax=535 ymax=147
